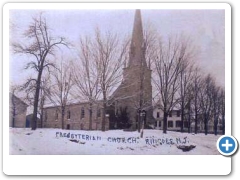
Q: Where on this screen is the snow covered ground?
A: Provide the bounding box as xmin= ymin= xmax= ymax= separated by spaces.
xmin=9 ymin=128 xmax=221 ymax=155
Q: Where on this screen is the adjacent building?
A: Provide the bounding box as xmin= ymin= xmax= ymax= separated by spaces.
xmin=9 ymin=93 xmax=28 ymax=128
xmin=153 ymin=106 xmax=223 ymax=133
xmin=154 ymin=108 xmax=184 ymax=131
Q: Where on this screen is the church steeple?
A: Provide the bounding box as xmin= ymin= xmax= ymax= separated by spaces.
xmin=112 ymin=9 xmax=153 ymax=129
xmin=129 ymin=9 xmax=146 ymax=67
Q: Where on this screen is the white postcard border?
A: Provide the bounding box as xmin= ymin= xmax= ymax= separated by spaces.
xmin=3 ymin=2 xmax=231 ymax=175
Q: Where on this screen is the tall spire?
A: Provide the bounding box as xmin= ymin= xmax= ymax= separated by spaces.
xmin=131 ymin=9 xmax=144 ymax=49
xmin=129 ymin=9 xmax=146 ymax=67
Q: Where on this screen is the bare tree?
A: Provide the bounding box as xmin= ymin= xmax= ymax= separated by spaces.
xmin=185 ymin=86 xmax=194 ymax=133
xmin=72 ymin=36 xmax=101 ymax=130
xmin=12 ymin=13 xmax=69 ymax=130
xmin=211 ymin=84 xmax=221 ymax=135
xmin=143 ymin=21 xmax=159 ymax=70
xmin=219 ymin=88 xmax=225 ymax=135
xmin=92 ymin=28 xmax=129 ymax=131
xmin=20 ymin=76 xmax=36 ymax=107
xmin=153 ymin=36 xmax=188 ymax=134
xmin=199 ymin=74 xmax=215 ymax=135
xmin=47 ymin=59 xmax=74 ymax=129
xmin=179 ymin=67 xmax=194 ymax=133
xmin=192 ymin=67 xmax=203 ymax=134
xmin=177 ymin=42 xmax=195 ymax=133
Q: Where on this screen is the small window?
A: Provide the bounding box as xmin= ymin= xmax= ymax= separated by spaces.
xmin=155 ymin=121 xmax=161 ymax=128
xmin=169 ymin=111 xmax=172 ymax=117
xmin=97 ymin=108 xmax=101 ymax=117
xmin=81 ymin=107 xmax=85 ymax=119
xmin=159 ymin=121 xmax=162 ymax=127
xmin=168 ymin=121 xmax=173 ymax=128
xmin=67 ymin=110 xmax=71 ymax=119
xmin=156 ymin=112 xmax=160 ymax=118
xmin=176 ymin=120 xmax=182 ymax=127
xmin=177 ymin=110 xmax=180 ymax=117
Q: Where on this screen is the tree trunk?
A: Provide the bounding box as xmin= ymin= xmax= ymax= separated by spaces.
xmin=140 ymin=116 xmax=144 ymax=138
xmin=61 ymin=107 xmax=65 ymax=129
xmin=194 ymin=79 xmax=198 ymax=134
xmin=32 ymin=82 xmax=40 ymax=130
xmin=194 ymin=113 xmax=198 ymax=134
xmin=40 ymin=98 xmax=44 ymax=128
xmin=102 ymin=102 xmax=106 ymax=131
xmin=39 ymin=93 xmax=45 ymax=128
xmin=214 ymin=116 xmax=218 ymax=136
xmin=11 ymin=94 xmax=16 ymax=128
xmin=204 ymin=114 xmax=208 ymax=135
xmin=138 ymin=112 xmax=141 ymax=132
xmin=102 ymin=91 xmax=107 ymax=131
xmin=188 ymin=110 xmax=191 ymax=133
xmin=32 ymin=95 xmax=39 ymax=130
xmin=222 ymin=114 xmax=225 ymax=135
xmin=194 ymin=97 xmax=198 ymax=134
xmin=89 ymin=102 xmax=93 ymax=130
xmin=163 ymin=110 xmax=168 ymax=134
xmin=32 ymin=68 xmax=44 ymax=130
xmin=12 ymin=107 xmax=16 ymax=128
xmin=181 ymin=105 xmax=184 ymax=132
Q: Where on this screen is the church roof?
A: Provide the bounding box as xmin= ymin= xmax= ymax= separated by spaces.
xmin=131 ymin=9 xmax=144 ymax=52
xmin=9 ymin=92 xmax=28 ymax=106
xmin=128 ymin=9 xmax=146 ymax=67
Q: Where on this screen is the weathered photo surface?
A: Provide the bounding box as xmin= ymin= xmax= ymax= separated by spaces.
xmin=9 ymin=8 xmax=225 ymax=155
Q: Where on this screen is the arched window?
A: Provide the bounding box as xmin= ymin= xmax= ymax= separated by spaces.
xmin=67 ymin=110 xmax=71 ymax=119
xmin=97 ymin=108 xmax=101 ymax=117
xmin=81 ymin=107 xmax=85 ymax=119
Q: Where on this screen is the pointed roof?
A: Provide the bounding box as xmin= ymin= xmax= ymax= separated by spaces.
xmin=128 ymin=9 xmax=146 ymax=67
xmin=10 ymin=92 xmax=28 ymax=106
xmin=131 ymin=9 xmax=144 ymax=49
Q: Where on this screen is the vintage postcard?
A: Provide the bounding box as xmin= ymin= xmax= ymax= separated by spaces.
xmin=3 ymin=2 xmax=232 ymax=175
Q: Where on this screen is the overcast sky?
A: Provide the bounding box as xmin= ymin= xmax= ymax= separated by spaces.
xmin=9 ymin=9 xmax=225 ymax=87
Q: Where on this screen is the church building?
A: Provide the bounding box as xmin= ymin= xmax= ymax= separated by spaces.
xmin=42 ymin=10 xmax=154 ymax=130
xmin=110 ymin=9 xmax=153 ymax=130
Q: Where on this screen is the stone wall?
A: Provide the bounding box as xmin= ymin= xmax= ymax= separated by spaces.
xmin=113 ymin=65 xmax=153 ymax=129
xmin=43 ymin=102 xmax=109 ymax=130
